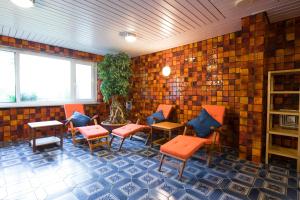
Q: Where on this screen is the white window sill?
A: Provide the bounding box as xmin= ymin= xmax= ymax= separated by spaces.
xmin=0 ymin=101 xmax=100 ymax=108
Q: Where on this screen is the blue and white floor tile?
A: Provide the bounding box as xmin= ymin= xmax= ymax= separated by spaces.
xmin=0 ymin=137 xmax=299 ymax=200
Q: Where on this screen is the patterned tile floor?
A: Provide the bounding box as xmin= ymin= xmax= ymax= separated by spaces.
xmin=0 ymin=137 xmax=299 ymax=200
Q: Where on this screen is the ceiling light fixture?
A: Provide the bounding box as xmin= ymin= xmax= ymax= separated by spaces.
xmin=124 ymin=32 xmax=137 ymax=43
xmin=10 ymin=0 xmax=35 ymax=8
xmin=120 ymin=32 xmax=137 ymax=43
xmin=234 ymin=0 xmax=254 ymax=7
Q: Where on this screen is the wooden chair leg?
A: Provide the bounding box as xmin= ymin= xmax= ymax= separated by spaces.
xmin=179 ymin=161 xmax=186 ymax=180
xmin=87 ymin=140 xmax=93 ymax=154
xmin=71 ymin=131 xmax=76 ymax=145
xmin=207 ymin=145 xmax=213 ymax=166
xmin=106 ymin=137 xmax=110 ymax=149
xmin=158 ymin=154 xmax=165 ymax=172
xmin=118 ymin=138 xmax=125 ymax=151
xmin=217 ymin=143 xmax=221 ymax=153
xmin=109 ymin=135 xmax=115 ymax=146
xmin=145 ymin=132 xmax=151 ymax=145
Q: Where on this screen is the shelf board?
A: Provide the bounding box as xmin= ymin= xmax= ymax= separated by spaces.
xmin=269 ymin=127 xmax=299 ymax=137
xmin=270 ymin=91 xmax=300 ymax=94
xmin=268 ymin=145 xmax=298 ymax=159
xmin=30 ymin=136 xmax=61 ymax=146
xmin=269 ymin=69 xmax=300 ymax=75
xmin=269 ymin=110 xmax=299 ymax=116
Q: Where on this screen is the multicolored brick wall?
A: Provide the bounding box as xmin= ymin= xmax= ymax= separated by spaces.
xmin=266 ymin=17 xmax=300 ymax=149
xmin=0 ymin=35 xmax=108 ymax=142
xmin=0 ymin=104 xmax=108 ymax=142
xmin=131 ymin=13 xmax=300 ymax=162
xmin=238 ymin=14 xmax=268 ymax=162
xmin=0 ymin=35 xmax=103 ymax=62
xmin=131 ymin=31 xmax=242 ymax=150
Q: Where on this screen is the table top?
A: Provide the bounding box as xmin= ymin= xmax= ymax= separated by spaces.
xmin=28 ymin=120 xmax=63 ymax=128
xmin=151 ymin=121 xmax=184 ymax=130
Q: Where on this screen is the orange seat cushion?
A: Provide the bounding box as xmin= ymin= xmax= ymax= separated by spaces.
xmin=77 ymin=125 xmax=108 ymax=139
xmin=112 ymin=123 xmax=149 ymax=138
xmin=160 ymin=135 xmax=205 ymax=160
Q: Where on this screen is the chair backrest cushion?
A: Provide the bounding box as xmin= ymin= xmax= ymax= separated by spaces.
xmin=156 ymin=104 xmax=173 ymax=119
xmin=64 ymin=104 xmax=85 ymax=119
xmin=146 ymin=110 xmax=165 ymax=125
xmin=71 ymin=111 xmax=91 ymax=127
xmin=187 ymin=108 xmax=221 ymax=138
xmin=203 ymin=105 xmax=225 ymax=125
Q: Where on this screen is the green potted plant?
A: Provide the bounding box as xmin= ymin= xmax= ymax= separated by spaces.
xmin=98 ymin=52 xmax=132 ymax=126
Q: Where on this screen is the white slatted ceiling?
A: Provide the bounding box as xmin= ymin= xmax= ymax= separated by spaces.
xmin=0 ymin=0 xmax=299 ymax=57
xmin=267 ymin=1 xmax=300 ymax=23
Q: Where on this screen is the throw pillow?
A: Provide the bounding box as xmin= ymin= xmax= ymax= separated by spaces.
xmin=71 ymin=111 xmax=91 ymax=127
xmin=187 ymin=109 xmax=221 ymax=137
xmin=146 ymin=110 xmax=165 ymax=125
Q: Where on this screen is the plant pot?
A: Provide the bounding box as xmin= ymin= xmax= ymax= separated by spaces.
xmin=100 ymin=120 xmax=131 ymax=132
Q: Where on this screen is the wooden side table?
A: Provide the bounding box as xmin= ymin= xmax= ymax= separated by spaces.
xmin=150 ymin=121 xmax=184 ymax=147
xmin=28 ymin=120 xmax=64 ymax=152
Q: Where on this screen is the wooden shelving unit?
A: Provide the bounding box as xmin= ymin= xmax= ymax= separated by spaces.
xmin=266 ymin=69 xmax=300 ymax=172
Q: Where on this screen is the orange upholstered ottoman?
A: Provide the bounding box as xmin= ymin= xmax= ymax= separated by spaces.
xmin=159 ymin=135 xmax=205 ymax=179
xmin=111 ymin=123 xmax=150 ymax=151
xmin=77 ymin=125 xmax=109 ymax=139
xmin=160 ymin=135 xmax=205 ymax=160
xmin=77 ymin=125 xmax=109 ymax=154
xmin=112 ymin=124 xmax=149 ymax=138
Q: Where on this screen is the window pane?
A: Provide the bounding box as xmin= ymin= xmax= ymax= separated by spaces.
xmin=0 ymin=50 xmax=15 ymax=103
xmin=20 ymin=54 xmax=71 ymax=102
xmin=76 ymin=64 xmax=93 ymax=99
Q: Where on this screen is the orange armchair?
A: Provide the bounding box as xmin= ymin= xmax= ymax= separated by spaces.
xmin=159 ymin=105 xmax=225 ymax=179
xmin=64 ymin=104 xmax=110 ymax=154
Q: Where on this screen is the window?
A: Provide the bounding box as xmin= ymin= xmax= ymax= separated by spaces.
xmin=20 ymin=54 xmax=71 ymax=102
xmin=0 ymin=49 xmax=97 ymax=107
xmin=0 ymin=51 xmax=15 ymax=103
xmin=76 ymin=64 xmax=93 ymax=100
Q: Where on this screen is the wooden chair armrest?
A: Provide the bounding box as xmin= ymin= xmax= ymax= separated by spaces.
xmin=64 ymin=118 xmax=75 ymax=130
xmin=90 ymin=115 xmax=98 ymax=125
xmin=152 ymin=116 xmax=160 ymax=121
xmin=135 ymin=113 xmax=142 ymax=118
xmin=210 ymin=126 xmax=224 ymax=145
xmin=183 ymin=124 xmax=195 ymax=136
xmin=64 ymin=117 xmax=72 ymax=126
xmin=210 ymin=126 xmax=223 ymax=133
xmin=136 ymin=118 xmax=140 ymax=124
xmin=91 ymin=115 xmax=98 ymax=121
xmin=135 ymin=113 xmax=143 ymax=124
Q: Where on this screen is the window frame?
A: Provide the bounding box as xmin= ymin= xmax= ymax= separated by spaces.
xmin=0 ymin=47 xmax=98 ymax=108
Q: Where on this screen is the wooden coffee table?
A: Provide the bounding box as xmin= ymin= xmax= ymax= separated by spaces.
xmin=28 ymin=120 xmax=64 ymax=152
xmin=150 ymin=121 xmax=184 ymax=147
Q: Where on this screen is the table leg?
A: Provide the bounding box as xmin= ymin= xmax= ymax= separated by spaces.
xmin=168 ymin=130 xmax=172 ymax=141
xmin=60 ymin=126 xmax=63 ymax=149
xmin=150 ymin=127 xmax=153 ymax=147
xmin=29 ymin=128 xmax=32 ymax=146
xmin=32 ymin=129 xmax=36 ymax=152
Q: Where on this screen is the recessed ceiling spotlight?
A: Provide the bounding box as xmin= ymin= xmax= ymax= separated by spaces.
xmin=10 ymin=0 xmax=35 ymax=8
xmin=235 ymin=0 xmax=255 ymax=7
xmin=120 ymin=32 xmax=137 ymax=43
